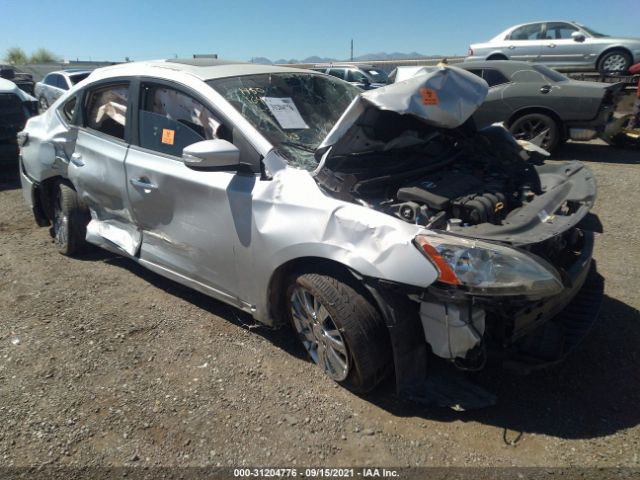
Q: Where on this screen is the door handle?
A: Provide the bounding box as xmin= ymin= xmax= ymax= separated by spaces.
xmin=70 ymin=152 xmax=84 ymax=167
xmin=540 ymin=85 xmax=552 ymax=94
xmin=547 ymin=43 xmax=556 ymax=48
xmin=129 ymin=177 xmax=158 ymax=190
xmin=508 ymin=45 xmax=516 ymax=49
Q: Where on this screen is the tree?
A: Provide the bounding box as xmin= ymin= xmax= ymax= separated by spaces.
xmin=5 ymin=47 xmax=27 ymax=65
xmin=29 ymin=48 xmax=59 ymax=64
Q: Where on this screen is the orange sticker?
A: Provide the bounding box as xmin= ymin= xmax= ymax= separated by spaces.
xmin=419 ymin=88 xmax=439 ymax=106
xmin=161 ymin=128 xmax=175 ymax=145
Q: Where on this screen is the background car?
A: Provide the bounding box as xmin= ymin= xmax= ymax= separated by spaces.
xmin=0 ymin=77 xmax=37 ymax=163
xmin=34 ymin=69 xmax=91 ymax=111
xmin=310 ymin=64 xmax=387 ymax=89
xmin=390 ymin=61 xmax=623 ymax=151
xmin=466 ymin=21 xmax=640 ymax=75
xmin=0 ymin=65 xmax=35 ymax=96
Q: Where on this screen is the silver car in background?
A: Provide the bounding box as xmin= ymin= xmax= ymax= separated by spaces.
xmin=34 ymin=69 xmax=91 ymax=111
xmin=17 ymin=60 xmax=603 ymax=406
xmin=466 ymin=21 xmax=640 ymax=74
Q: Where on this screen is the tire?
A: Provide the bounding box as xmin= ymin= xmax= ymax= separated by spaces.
xmin=487 ymin=54 xmax=507 ymax=61
xmin=286 ymin=271 xmax=391 ymax=393
xmin=38 ymin=96 xmax=49 ymax=113
xmin=597 ymin=49 xmax=631 ymax=75
xmin=509 ymin=112 xmax=561 ymax=152
xmin=51 ymin=180 xmax=90 ymax=256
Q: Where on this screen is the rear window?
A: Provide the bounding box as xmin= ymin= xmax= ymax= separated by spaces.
xmin=69 ymin=73 xmax=90 ymax=85
xmin=532 ymin=65 xmax=568 ymax=82
xmin=85 ymin=84 xmax=129 ymax=140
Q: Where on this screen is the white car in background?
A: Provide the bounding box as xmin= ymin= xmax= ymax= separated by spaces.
xmin=34 ymin=69 xmax=91 ymax=112
xmin=466 ymin=21 xmax=640 ymax=74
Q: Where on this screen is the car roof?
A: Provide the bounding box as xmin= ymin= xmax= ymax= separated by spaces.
xmin=88 ymin=59 xmax=308 ymax=82
xmin=459 ymin=60 xmax=536 ymax=73
xmin=46 ymin=69 xmax=92 ymax=77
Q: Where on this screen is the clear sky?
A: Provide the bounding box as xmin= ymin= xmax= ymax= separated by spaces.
xmin=2 ymin=0 xmax=638 ymax=62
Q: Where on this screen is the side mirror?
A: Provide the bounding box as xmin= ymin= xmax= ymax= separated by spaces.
xmin=182 ymin=139 xmax=240 ymax=169
xmin=361 ymin=77 xmax=371 ymax=86
xmin=571 ymin=31 xmax=586 ymax=42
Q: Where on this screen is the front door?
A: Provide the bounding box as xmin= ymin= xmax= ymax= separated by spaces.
xmin=539 ymin=22 xmax=587 ymax=68
xmin=125 ymin=81 xmax=255 ymax=306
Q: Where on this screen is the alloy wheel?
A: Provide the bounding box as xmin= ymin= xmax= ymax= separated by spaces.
xmin=289 ymin=286 xmax=349 ymax=381
xmin=602 ymin=53 xmax=628 ymax=73
xmin=511 ymin=117 xmax=554 ymax=150
xmin=53 ymin=191 xmax=68 ymax=248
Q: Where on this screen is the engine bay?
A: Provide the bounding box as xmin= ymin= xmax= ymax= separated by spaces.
xmin=316 ymin=124 xmax=546 ymax=232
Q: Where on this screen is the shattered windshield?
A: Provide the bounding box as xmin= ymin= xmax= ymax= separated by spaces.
xmin=365 ymin=69 xmax=388 ymax=83
xmin=208 ymin=73 xmax=359 ymax=170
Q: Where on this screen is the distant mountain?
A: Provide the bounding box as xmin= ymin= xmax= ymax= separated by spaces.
xmin=248 ymin=52 xmax=447 ymax=65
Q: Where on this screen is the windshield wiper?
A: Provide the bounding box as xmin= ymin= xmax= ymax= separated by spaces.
xmin=279 ymin=141 xmax=315 ymax=153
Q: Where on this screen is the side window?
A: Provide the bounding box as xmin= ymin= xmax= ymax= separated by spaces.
xmin=57 ymin=75 xmax=69 ymax=91
xmin=138 ymin=84 xmax=224 ymax=158
xmin=84 ymin=84 xmax=128 ymax=140
xmin=482 ymin=69 xmax=510 ymax=87
xmin=327 ymin=69 xmax=345 ymax=80
xmin=44 ymin=74 xmax=56 ymax=86
xmin=545 ymin=22 xmax=578 ymax=40
xmin=347 ymin=70 xmax=368 ymax=82
xmin=509 ymin=23 xmax=542 ymax=40
xmin=61 ymin=96 xmax=77 ymax=123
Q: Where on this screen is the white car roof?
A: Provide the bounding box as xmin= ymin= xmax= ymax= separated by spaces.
xmin=86 ymin=59 xmax=308 ymax=83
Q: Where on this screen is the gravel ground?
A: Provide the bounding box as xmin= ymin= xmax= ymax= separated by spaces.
xmin=0 ymin=140 xmax=638 ymax=470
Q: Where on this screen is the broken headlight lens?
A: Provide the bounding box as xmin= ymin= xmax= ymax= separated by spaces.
xmin=414 ymin=234 xmax=563 ymax=297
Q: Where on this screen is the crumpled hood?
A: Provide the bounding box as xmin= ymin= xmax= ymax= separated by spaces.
xmin=315 ymin=66 xmax=488 ymax=166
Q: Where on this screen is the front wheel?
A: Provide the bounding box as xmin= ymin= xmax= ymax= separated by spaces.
xmin=509 ymin=112 xmax=560 ymax=152
xmin=286 ymin=272 xmax=391 ymax=393
xmin=597 ymin=50 xmax=631 ymax=75
xmin=51 ymin=180 xmax=90 ymax=256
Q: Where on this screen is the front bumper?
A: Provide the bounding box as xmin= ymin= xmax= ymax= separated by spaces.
xmin=365 ymin=228 xmax=602 ymax=408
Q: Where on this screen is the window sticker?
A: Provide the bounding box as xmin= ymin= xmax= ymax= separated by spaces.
xmin=262 ymin=97 xmax=309 ymax=129
xmin=419 ymin=87 xmax=439 ymax=106
xmin=162 ymin=128 xmax=175 ymax=145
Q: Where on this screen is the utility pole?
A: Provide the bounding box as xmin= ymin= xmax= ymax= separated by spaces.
xmin=350 ymin=39 xmax=353 ymax=61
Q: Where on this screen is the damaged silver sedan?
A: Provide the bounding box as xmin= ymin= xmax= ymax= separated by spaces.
xmin=18 ymin=59 xmax=603 ymax=406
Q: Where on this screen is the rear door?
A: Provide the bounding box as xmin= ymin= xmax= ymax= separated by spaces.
xmin=67 ymin=80 xmax=141 ymax=256
xmin=124 ymin=79 xmax=256 ymax=305
xmin=504 ymin=23 xmax=543 ymax=62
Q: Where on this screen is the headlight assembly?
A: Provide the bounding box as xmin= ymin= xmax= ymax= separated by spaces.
xmin=414 ymin=233 xmax=563 ymax=297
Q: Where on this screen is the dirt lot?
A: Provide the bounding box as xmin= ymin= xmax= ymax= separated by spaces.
xmin=0 ymin=141 xmax=638 ymax=470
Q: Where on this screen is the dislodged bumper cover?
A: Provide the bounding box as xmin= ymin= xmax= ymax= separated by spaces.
xmin=315 ymin=66 xmax=488 ymax=162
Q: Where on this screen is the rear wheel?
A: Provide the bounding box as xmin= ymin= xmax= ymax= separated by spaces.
xmin=51 ymin=180 xmax=90 ymax=256
xmin=597 ymin=49 xmax=631 ymax=75
xmin=509 ymin=112 xmax=560 ymax=152
xmin=286 ymin=272 xmax=391 ymax=393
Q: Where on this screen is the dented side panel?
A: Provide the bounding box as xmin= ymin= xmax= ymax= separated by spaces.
xmin=240 ymin=152 xmax=439 ymax=324
xmin=68 ymin=129 xmax=141 ymax=256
